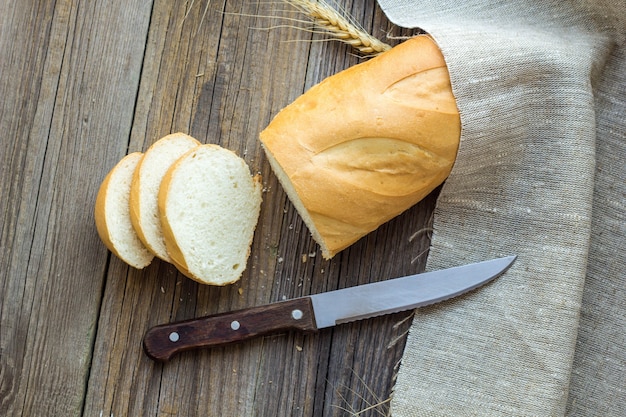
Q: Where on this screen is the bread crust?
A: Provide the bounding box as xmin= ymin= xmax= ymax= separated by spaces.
xmin=94 ymin=152 xmax=154 ymax=268
xmin=260 ymin=36 xmax=461 ymax=258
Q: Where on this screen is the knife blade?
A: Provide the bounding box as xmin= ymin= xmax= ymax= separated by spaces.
xmin=143 ymin=255 xmax=516 ymax=361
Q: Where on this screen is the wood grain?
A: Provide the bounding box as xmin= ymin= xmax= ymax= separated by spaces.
xmin=0 ymin=0 xmax=152 ymax=415
xmin=1 ymin=1 xmax=431 ymax=416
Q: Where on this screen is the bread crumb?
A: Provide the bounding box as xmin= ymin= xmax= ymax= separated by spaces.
xmin=238 ymin=288 xmax=243 ymax=295
xmin=301 ymin=254 xmax=308 ymax=263
xmin=296 ymin=345 xmax=303 ymax=352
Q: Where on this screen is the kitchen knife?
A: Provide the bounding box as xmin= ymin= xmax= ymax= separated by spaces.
xmin=143 ymin=255 xmax=516 ymax=361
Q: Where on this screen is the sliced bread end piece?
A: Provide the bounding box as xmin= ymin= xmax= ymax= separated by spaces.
xmin=130 ymin=132 xmax=201 ymax=262
xmin=95 ymin=152 xmax=154 ymax=269
xmin=261 ymin=147 xmax=346 ymax=260
xmin=158 ymin=144 xmax=262 ymax=286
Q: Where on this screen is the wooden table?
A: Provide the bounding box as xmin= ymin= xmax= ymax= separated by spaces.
xmin=1 ymin=1 xmax=434 ymax=415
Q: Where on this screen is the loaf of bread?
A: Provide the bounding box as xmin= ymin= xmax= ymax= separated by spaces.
xmin=129 ymin=132 xmax=201 ymax=262
xmin=260 ymin=35 xmax=460 ymax=259
xmin=94 ymin=152 xmax=154 ymax=269
xmin=158 ymin=144 xmax=263 ymax=286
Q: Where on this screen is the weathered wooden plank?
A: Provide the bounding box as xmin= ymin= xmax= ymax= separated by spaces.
xmin=84 ymin=1 xmax=429 ymax=417
xmin=0 ymin=2 xmax=61 ymax=415
xmin=0 ymin=0 xmax=152 ymax=415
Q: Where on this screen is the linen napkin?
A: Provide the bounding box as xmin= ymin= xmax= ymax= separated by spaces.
xmin=375 ymin=1 xmax=625 ymax=415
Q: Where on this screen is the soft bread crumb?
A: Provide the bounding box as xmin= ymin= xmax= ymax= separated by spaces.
xmin=159 ymin=144 xmax=262 ymax=285
xmin=94 ymin=152 xmax=154 ymax=268
xmin=129 ymin=132 xmax=201 ymax=262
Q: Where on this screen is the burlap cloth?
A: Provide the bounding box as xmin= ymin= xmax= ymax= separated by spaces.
xmin=375 ymin=1 xmax=625 ymax=415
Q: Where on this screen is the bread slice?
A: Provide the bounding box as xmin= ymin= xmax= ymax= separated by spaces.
xmin=260 ymin=36 xmax=461 ymax=259
xmin=95 ymin=152 xmax=154 ymax=268
xmin=129 ymin=132 xmax=201 ymax=262
xmin=158 ymin=144 xmax=262 ymax=285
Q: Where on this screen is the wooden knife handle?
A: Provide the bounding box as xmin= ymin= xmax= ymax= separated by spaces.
xmin=143 ymin=297 xmax=318 ymax=362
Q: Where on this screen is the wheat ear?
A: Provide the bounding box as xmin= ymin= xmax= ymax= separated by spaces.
xmin=284 ymin=0 xmax=392 ymax=55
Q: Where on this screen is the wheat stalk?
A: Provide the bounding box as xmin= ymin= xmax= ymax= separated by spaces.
xmin=328 ymin=367 xmax=393 ymax=416
xmin=284 ymin=0 xmax=392 ymax=55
